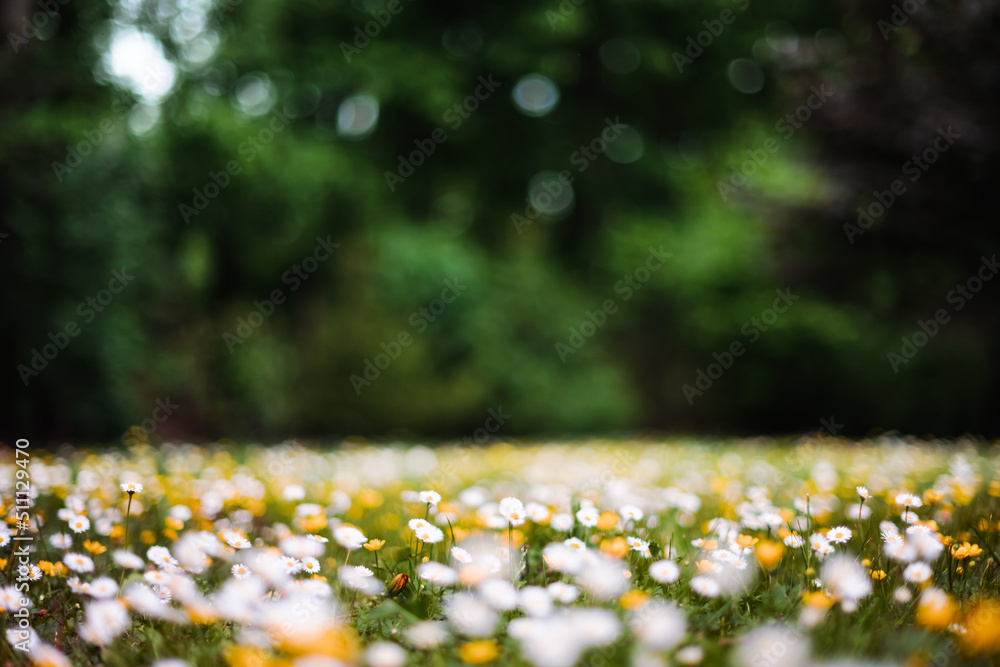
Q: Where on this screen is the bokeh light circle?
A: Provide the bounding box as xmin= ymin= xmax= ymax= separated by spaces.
xmin=512 ymin=74 xmax=560 ymax=117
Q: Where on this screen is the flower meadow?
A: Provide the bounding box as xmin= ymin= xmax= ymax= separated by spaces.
xmin=3 ymin=438 xmax=1000 ymax=667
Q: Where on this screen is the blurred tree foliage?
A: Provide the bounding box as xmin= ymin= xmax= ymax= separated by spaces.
xmin=2 ymin=0 xmax=998 ymax=443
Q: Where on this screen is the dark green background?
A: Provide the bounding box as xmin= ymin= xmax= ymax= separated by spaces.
xmin=2 ymin=0 xmax=998 ymax=443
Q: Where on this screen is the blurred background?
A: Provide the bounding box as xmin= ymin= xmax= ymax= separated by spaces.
xmin=2 ymin=0 xmax=999 ymax=444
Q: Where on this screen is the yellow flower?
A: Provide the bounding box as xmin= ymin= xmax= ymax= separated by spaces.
xmin=276 ymin=622 xmax=358 ymax=659
xmin=83 ymin=540 xmax=107 ymax=555
xmin=225 ymin=646 xmax=274 ymax=667
xmin=961 ymin=599 xmax=1000 ymax=655
xmin=951 ymin=542 xmax=983 ymax=560
xmin=619 ymin=590 xmax=649 ymax=610
xmin=387 ymin=573 xmax=410 ymax=596
xmin=693 ymin=539 xmax=717 ymax=552
xmin=301 ymin=514 xmax=328 ymax=532
xmin=696 ymin=559 xmax=719 ymax=574
xmin=596 ymin=511 xmax=619 ymax=530
xmin=755 ymin=541 xmax=785 ymax=571
xmin=363 ymin=539 xmax=385 ymax=551
xmin=141 ymin=530 xmax=156 ymax=545
xmin=165 ymin=516 xmax=185 ymax=530
xmin=187 ymin=602 xmax=220 ymax=624
xmin=735 ymin=534 xmax=759 ymax=550
xmin=110 ymin=525 xmax=125 ymax=539
xmin=870 ymin=570 xmax=887 ymax=580
xmin=0 ymin=558 xmax=6 ymax=569
xmin=600 ymin=536 xmax=629 ymax=558
xmin=459 ymin=640 xmax=499 ymax=664
xmin=802 ymin=591 xmax=835 ymax=609
xmin=923 ymin=488 xmax=944 ymax=504
xmin=357 ymin=489 xmax=383 ymax=508
xmin=916 ymin=589 xmax=957 ymax=631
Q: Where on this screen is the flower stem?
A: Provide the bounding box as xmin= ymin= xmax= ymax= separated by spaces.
xmin=119 ymin=492 xmax=134 ymax=594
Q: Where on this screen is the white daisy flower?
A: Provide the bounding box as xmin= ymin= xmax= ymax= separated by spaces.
xmin=783 ymin=534 xmax=805 ymax=548
xmin=518 ymin=586 xmax=553 ymax=617
xmin=67 ymin=516 xmax=90 ymax=534
xmin=827 ymin=526 xmax=852 ymax=544
xmin=408 ymin=519 xmax=444 ymax=544
xmin=120 ymin=482 xmax=143 ymax=494
xmin=231 ymin=563 xmax=252 ymax=579
xmin=546 ymin=581 xmax=579 ymax=603
xmin=341 ymin=565 xmax=381 ymax=595
xmin=848 ymin=503 xmax=872 ymax=520
xmin=525 ymin=502 xmax=550 ymax=522
xmin=405 ymin=621 xmax=451 ymax=649
xmin=278 ymin=556 xmax=302 ymax=574
xmin=630 ymin=601 xmax=687 ymax=651
xmin=451 ymin=546 xmax=473 ymax=564
xmin=153 ymin=584 xmax=172 ymax=604
xmin=550 ymin=513 xmax=574 ymax=532
xmin=498 ymin=497 xmax=526 ymax=525
xmin=223 ymin=533 xmax=251 ymax=549
xmin=676 ymin=645 xmax=705 ymax=665
xmin=333 ymin=525 xmax=368 ymax=551
xmin=418 ymin=561 xmax=457 ymax=586
xmin=48 ymin=533 xmax=73 ymax=549
xmin=903 ymin=562 xmax=932 ymax=584
xmin=620 ymin=505 xmax=644 ymax=522
xmin=87 ymin=577 xmax=119 ymax=599
xmin=626 ymin=536 xmax=651 ymax=558
xmin=690 ymin=576 xmax=721 ymax=598
xmin=365 ymin=642 xmax=407 ymax=667
xmin=144 ymin=570 xmax=172 ymax=585
xmin=63 ymin=553 xmax=95 ymax=573
xmin=809 ymin=533 xmax=831 ymax=552
xmin=648 ymin=559 xmax=680 ymax=584
xmin=147 ymin=546 xmax=179 ymax=568
xmin=79 ymin=600 xmax=129 ymax=646
xmin=575 ymin=506 xmax=600 ymax=527
xmin=478 ymin=579 xmax=518 ymax=610
xmin=856 ymin=486 xmax=870 ymax=500
xmin=113 ymin=550 xmax=145 ymax=570
xmin=895 ymin=493 xmax=922 ymax=508
xmin=418 ymin=490 xmax=442 ymax=506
